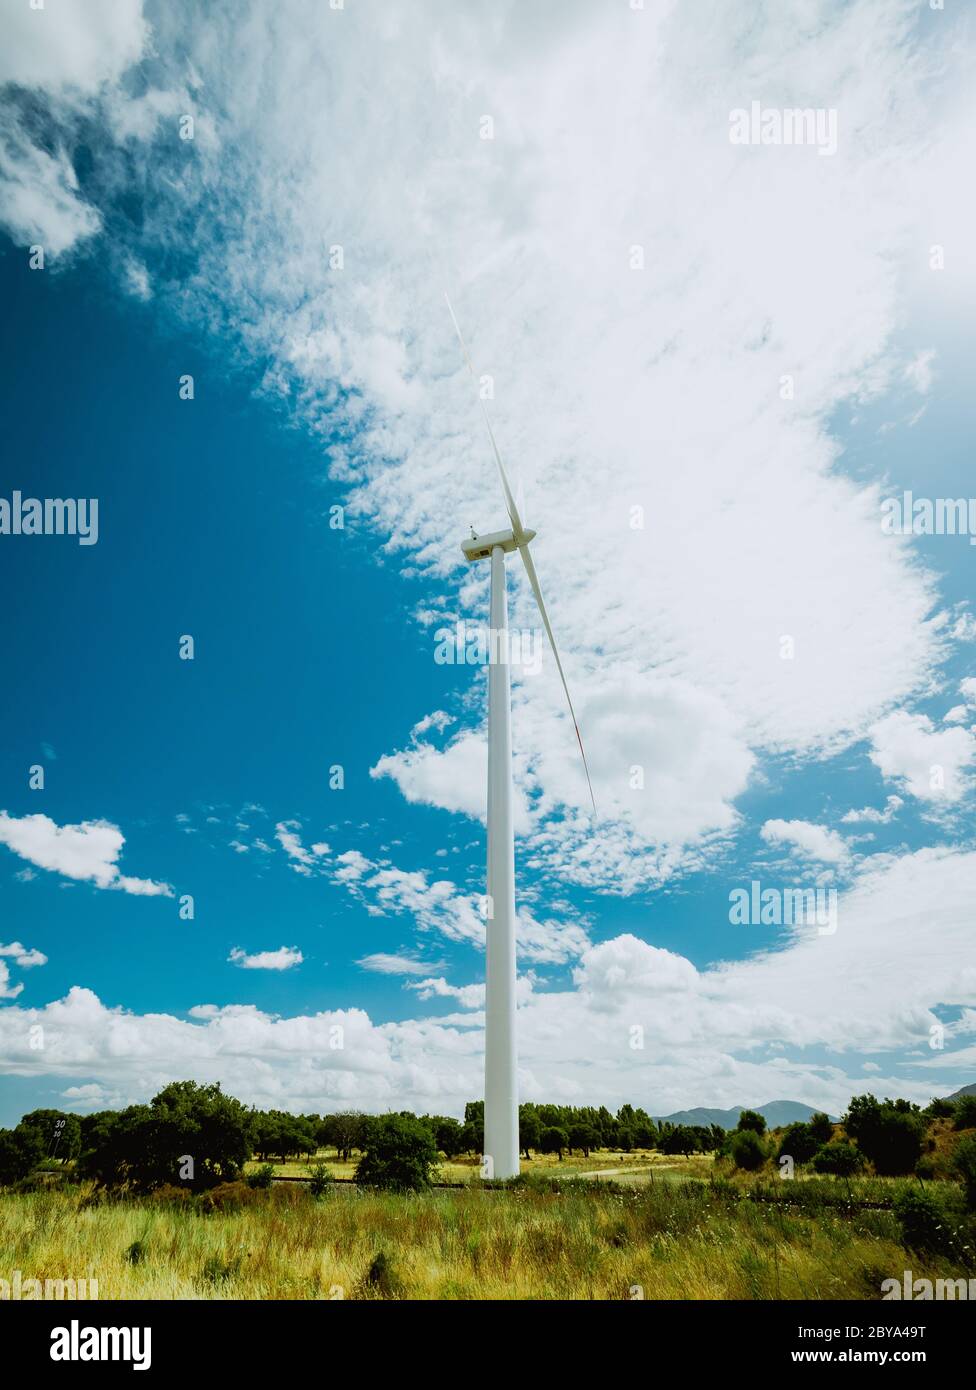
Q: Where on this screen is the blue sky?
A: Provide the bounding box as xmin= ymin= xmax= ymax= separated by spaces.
xmin=1 ymin=0 xmax=975 ymax=1125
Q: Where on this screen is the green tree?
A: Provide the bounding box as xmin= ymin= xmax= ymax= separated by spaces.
xmin=776 ymin=1122 xmax=819 ymax=1165
xmin=568 ymin=1123 xmax=599 ymax=1157
xmin=737 ymin=1110 xmax=766 ymax=1135
xmin=0 ymin=1124 xmax=46 ymax=1186
xmin=433 ymin=1117 xmax=464 ymax=1159
xmin=78 ymin=1082 xmax=252 ymax=1191
xmin=844 ymin=1095 xmax=924 ymax=1175
xmin=953 ymin=1094 xmax=976 ymax=1130
xmin=729 ymin=1129 xmax=765 ymax=1171
xmin=19 ymin=1110 xmax=82 ymax=1163
xmin=519 ymin=1108 xmax=541 ymax=1159
xmin=812 ymin=1140 xmax=864 ymax=1177
xmin=539 ymin=1126 xmax=568 ymax=1160
xmin=808 ymin=1112 xmax=834 ymax=1145
xmin=355 ymin=1114 xmax=439 ymax=1192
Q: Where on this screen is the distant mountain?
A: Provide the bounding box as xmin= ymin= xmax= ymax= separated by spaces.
xmin=655 ymin=1100 xmax=836 ymax=1131
xmin=945 ymin=1083 xmax=976 ymax=1101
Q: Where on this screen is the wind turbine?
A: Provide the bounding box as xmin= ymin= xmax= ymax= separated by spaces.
xmin=446 ymin=295 xmax=595 ymax=1180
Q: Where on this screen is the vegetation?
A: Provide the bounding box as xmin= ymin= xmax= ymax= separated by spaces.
xmin=2 ymin=1082 xmax=975 ymax=1300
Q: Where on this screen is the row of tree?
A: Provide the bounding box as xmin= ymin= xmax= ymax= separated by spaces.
xmin=2 ymin=1085 xmax=974 ymax=1192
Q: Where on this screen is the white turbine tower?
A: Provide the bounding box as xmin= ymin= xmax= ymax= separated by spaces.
xmin=446 ymin=295 xmax=596 ymax=1181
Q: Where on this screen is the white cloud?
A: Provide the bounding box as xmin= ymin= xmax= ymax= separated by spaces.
xmin=356 ymin=953 xmax=445 ymax=977
xmin=0 ymin=0 xmax=150 ymax=253
xmin=0 ymin=811 xmax=172 ymax=896
xmin=4 ymin=1 xmax=966 ymax=890
xmin=868 ymin=710 xmax=976 ymax=804
xmin=228 ymin=946 xmax=303 ymax=972
xmin=760 ymin=818 xmax=850 ymax=864
xmin=274 ymin=821 xmax=328 ymax=875
xmin=406 ymin=977 xmax=485 ymax=1010
xmin=841 ymin=795 xmax=903 ymax=825
xmin=0 ymin=0 xmax=148 ymax=91
xmin=903 ymin=349 xmax=936 ymax=394
xmin=0 ymin=941 xmax=47 ymax=969
xmin=4 ymin=846 xmax=974 ymax=1116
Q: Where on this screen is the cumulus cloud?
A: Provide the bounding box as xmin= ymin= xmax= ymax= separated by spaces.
xmin=0 ymin=0 xmax=150 ymax=253
xmin=760 ymin=818 xmax=851 ymax=865
xmin=841 ymin=795 xmax=903 ymax=825
xmin=0 ymin=811 xmax=172 ymax=896
xmin=0 ymin=940 xmax=47 ymax=968
xmin=228 ymin=945 xmax=303 ymax=971
xmin=3 ymin=846 xmax=974 ymax=1115
xmin=868 ymin=710 xmax=976 ymax=804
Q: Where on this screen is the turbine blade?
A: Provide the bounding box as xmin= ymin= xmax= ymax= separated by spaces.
xmin=518 ymin=541 xmax=597 ymax=816
xmin=444 ymin=291 xmax=526 ymax=540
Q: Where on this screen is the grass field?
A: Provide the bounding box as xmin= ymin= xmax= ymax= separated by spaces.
xmin=1 ymin=1163 xmax=970 ymax=1300
xmin=246 ymin=1147 xmax=709 ymax=1184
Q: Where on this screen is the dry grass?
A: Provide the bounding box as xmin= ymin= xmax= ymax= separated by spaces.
xmin=1 ymin=1175 xmax=968 ymax=1301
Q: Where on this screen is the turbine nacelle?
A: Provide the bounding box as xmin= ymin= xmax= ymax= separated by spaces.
xmin=461 ymin=527 xmax=536 ymax=564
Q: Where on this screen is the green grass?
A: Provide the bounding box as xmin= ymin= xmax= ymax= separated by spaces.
xmin=1 ymin=1171 xmax=970 ymax=1300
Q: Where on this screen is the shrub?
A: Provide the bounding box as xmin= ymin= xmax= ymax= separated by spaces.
xmin=952 ymin=1133 xmax=976 ymax=1209
xmin=246 ymin=1163 xmax=275 ymax=1190
xmin=730 ymin=1129 xmax=766 ymax=1171
xmin=811 ymin=1140 xmax=864 ymax=1177
xmin=355 ymin=1114 xmax=439 ymax=1192
xmin=307 ymin=1163 xmax=333 ymax=1196
xmin=953 ymin=1095 xmax=976 ymax=1130
xmin=894 ymin=1188 xmax=957 ymax=1257
xmin=198 ymin=1181 xmax=261 ymax=1212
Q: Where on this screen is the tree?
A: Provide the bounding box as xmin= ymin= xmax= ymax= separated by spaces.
xmin=737 ymin=1110 xmax=766 ymax=1135
xmin=924 ymin=1097 xmax=956 ymax=1121
xmin=660 ymin=1125 xmax=696 ymax=1156
xmin=0 ymin=1124 xmax=46 ymax=1186
xmin=355 ymin=1114 xmax=439 ymax=1192
xmin=539 ymin=1126 xmax=568 ymax=1160
xmin=568 ymin=1123 xmax=599 ymax=1157
xmin=812 ymin=1140 xmax=864 ymax=1177
xmin=729 ymin=1129 xmax=765 ymax=1171
xmin=78 ymin=1082 xmax=252 ymax=1191
xmin=953 ymin=1095 xmax=976 ymax=1130
xmin=519 ymin=1108 xmax=541 ymax=1159
xmin=19 ymin=1110 xmax=82 ymax=1164
xmin=843 ymin=1095 xmax=924 ymax=1176
xmin=433 ymin=1117 xmax=464 ymax=1159
xmin=776 ymin=1122 xmax=819 ymax=1165
xmin=808 ymin=1112 xmax=834 ymax=1145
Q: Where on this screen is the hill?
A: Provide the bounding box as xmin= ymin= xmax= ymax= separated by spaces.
xmin=655 ymin=1101 xmax=835 ymax=1131
xmin=944 ymin=1082 xmax=976 ymax=1100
